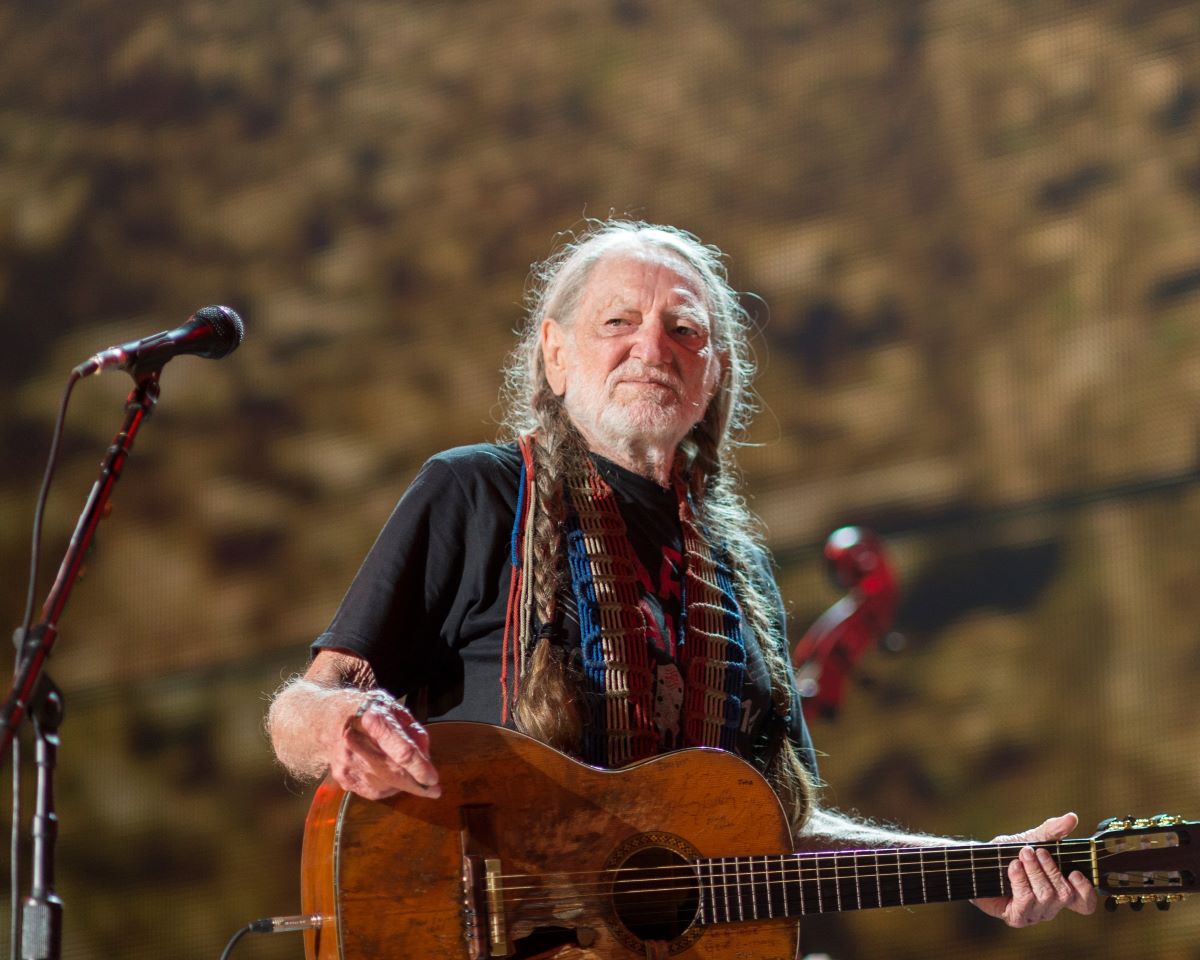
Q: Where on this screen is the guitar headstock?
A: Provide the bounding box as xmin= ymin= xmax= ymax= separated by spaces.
xmin=1092 ymin=814 xmax=1199 ymax=911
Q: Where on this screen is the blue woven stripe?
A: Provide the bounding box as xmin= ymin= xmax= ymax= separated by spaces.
xmin=564 ymin=504 xmax=607 ymax=766
xmin=510 ymin=456 xmax=527 ymax=567
xmin=710 ymin=540 xmax=747 ymax=753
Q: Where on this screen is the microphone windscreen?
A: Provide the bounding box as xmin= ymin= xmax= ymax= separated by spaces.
xmin=194 ymin=305 xmax=245 ymax=359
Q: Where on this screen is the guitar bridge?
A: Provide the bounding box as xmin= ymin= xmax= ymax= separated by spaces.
xmin=461 ymin=805 xmax=513 ymax=958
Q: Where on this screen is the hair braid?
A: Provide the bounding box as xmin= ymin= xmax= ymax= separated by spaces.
xmin=511 ymin=400 xmax=585 ymax=751
xmin=689 ymin=421 xmax=815 ymax=832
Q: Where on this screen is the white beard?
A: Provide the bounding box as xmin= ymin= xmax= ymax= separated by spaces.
xmin=564 ymin=384 xmax=698 ymax=481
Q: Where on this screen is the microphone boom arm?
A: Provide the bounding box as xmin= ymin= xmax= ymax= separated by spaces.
xmin=2 ymin=370 xmax=160 ymax=760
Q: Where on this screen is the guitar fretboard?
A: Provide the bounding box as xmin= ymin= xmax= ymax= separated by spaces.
xmin=693 ymin=840 xmax=1095 ymax=924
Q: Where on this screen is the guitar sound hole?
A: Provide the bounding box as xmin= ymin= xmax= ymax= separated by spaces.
xmin=611 ymin=846 xmax=699 ymax=942
xmin=513 ymin=926 xmax=586 ymax=959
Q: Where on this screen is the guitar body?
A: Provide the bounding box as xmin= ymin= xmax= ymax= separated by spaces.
xmin=302 ymin=722 xmax=800 ymax=960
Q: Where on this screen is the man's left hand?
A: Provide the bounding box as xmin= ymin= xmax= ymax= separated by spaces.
xmin=971 ymin=812 xmax=1098 ymax=927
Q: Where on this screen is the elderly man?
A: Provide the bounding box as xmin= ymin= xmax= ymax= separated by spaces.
xmin=267 ymin=220 xmax=1096 ymax=936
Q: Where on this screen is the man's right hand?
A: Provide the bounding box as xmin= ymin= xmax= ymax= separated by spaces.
xmin=331 ymin=691 xmax=442 ymax=800
xmin=266 ymin=649 xmax=441 ymax=800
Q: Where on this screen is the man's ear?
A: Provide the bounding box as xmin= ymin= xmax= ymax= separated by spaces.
xmin=541 ymin=317 xmax=569 ymax=396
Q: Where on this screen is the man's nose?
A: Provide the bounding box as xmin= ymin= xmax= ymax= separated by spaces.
xmin=630 ymin=320 xmax=673 ymax=366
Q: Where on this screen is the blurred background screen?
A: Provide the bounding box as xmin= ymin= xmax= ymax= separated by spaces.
xmin=1 ymin=1 xmax=1199 ymax=958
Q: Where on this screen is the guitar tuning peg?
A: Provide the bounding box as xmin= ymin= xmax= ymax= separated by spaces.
xmin=1155 ymin=899 xmax=1171 ymax=911
xmin=1104 ymin=897 xmax=1118 ymax=913
xmin=1130 ymin=900 xmax=1144 ymax=912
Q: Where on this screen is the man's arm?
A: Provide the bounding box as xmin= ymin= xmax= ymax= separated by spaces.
xmin=799 ymin=802 xmax=951 ymax=848
xmin=800 ymin=801 xmax=1097 ymax=927
xmin=266 ymin=649 xmax=441 ymax=800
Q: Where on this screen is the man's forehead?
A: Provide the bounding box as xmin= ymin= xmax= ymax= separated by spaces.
xmin=585 ymin=249 xmax=707 ymax=307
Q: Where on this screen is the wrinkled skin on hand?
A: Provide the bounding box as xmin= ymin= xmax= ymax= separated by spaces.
xmin=971 ymin=813 xmax=1098 ymax=927
xmin=329 ymin=692 xmax=442 ymax=800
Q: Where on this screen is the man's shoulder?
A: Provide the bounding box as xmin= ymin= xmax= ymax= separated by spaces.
xmin=415 ymin=442 xmax=522 ymax=502
xmin=388 ymin=443 xmax=522 ymax=532
xmin=425 ymin=441 xmax=522 ymax=476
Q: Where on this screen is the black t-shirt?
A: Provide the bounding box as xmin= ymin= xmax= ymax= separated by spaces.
xmin=314 ymin=442 xmax=817 ymax=774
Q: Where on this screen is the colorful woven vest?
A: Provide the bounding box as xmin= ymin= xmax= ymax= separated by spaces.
xmin=503 ymin=436 xmax=747 ymax=768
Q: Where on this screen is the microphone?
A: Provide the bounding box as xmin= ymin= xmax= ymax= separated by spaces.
xmin=74 ymin=305 xmax=245 ymax=378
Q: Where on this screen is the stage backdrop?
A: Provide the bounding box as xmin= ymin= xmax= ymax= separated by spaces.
xmin=1 ymin=1 xmax=1199 ymax=958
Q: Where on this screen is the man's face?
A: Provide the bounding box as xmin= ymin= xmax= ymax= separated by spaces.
xmin=540 ymin=249 xmax=722 ymax=461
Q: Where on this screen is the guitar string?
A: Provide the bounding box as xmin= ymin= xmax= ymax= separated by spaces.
xmin=491 ymin=858 xmax=1141 ymax=901
xmin=488 ymin=862 xmax=1167 ymax=916
xmin=480 ymin=846 xmax=1155 ymax=911
xmin=485 ymin=841 xmax=1132 ymax=887
xmin=361 ymin=844 xmax=1147 ymax=930
xmin=498 ymin=860 xmax=1071 ymax=900
xmin=335 ymin=840 xmax=1170 ymax=930
xmin=494 ymin=864 xmax=1077 ymax=907
xmin=494 ymin=846 xmax=1164 ymax=923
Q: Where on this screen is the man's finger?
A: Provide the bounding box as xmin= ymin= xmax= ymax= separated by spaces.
xmin=1036 ymin=848 xmax=1075 ymax=904
xmin=1068 ymin=871 xmax=1098 ymax=915
xmin=1028 ymin=812 xmax=1078 ymax=843
xmin=334 ymin=728 xmax=443 ymax=799
xmin=1018 ymin=846 xmax=1055 ymax=905
xmin=991 ymin=811 xmax=1079 ymax=845
xmin=357 ymin=708 xmax=441 ymax=789
xmin=406 ymin=717 xmax=432 ymax=753
xmin=1006 ymin=853 xmax=1035 ymax=925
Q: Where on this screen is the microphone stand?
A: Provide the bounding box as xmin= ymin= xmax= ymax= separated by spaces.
xmin=19 ymin=672 xmax=63 ymax=960
xmin=2 ymin=369 xmax=161 ymax=960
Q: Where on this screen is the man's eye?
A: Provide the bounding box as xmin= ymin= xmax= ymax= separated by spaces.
xmin=605 ymin=317 xmax=628 ymax=326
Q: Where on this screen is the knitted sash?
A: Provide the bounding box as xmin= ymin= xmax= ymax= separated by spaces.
xmin=564 ymin=463 xmax=659 ymax=767
xmin=503 ymin=436 xmax=747 ymax=768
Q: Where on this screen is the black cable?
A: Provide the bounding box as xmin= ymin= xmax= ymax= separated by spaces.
xmin=10 ymin=370 xmax=79 ymax=960
xmin=218 ymin=923 xmax=255 ymax=960
xmin=218 ymin=916 xmax=320 ymax=959
xmin=18 ymin=370 xmax=80 ymax=643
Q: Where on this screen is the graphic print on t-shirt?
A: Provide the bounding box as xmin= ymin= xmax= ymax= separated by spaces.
xmin=629 ymin=541 xmax=686 ymax=751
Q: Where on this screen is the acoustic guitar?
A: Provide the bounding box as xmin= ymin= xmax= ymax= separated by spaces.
xmin=300 ymin=722 xmax=1195 ymax=960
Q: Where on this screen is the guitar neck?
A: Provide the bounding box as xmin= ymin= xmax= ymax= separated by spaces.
xmin=694 ymin=839 xmax=1095 ymax=924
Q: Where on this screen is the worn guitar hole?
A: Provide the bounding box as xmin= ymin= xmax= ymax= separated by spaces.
xmin=610 ymin=845 xmax=700 ymax=943
xmin=513 ymin=925 xmax=590 ymax=958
